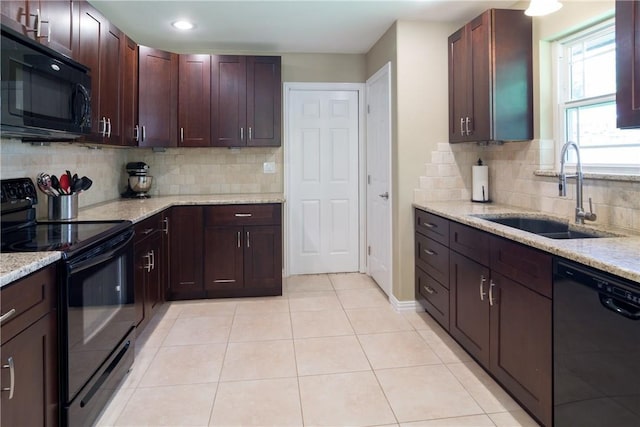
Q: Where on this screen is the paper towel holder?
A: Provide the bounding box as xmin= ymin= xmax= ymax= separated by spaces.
xmin=471 ymin=158 xmax=492 ymax=203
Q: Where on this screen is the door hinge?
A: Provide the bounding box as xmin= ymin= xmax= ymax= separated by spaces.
xmin=367 ymin=104 xmax=370 ymax=114
xmin=367 ymin=174 xmax=371 ymax=185
xmin=368 ymin=246 xmax=371 ymax=255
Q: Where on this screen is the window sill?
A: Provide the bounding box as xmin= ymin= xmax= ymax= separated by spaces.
xmin=534 ymin=170 xmax=640 ymax=183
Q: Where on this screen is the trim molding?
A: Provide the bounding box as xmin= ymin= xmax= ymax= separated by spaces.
xmin=390 ymin=295 xmax=421 ymax=312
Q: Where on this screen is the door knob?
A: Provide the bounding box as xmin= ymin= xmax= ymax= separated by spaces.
xmin=379 ymin=192 xmax=389 ymax=200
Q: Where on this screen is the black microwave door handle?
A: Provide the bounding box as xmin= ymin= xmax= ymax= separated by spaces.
xmin=599 ymin=294 xmax=640 ymax=320
xmin=72 ymin=83 xmax=91 ymax=129
xmin=68 ymin=231 xmax=134 ymax=274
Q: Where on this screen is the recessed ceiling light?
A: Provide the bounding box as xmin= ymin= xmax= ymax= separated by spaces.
xmin=172 ymin=20 xmax=194 ymax=30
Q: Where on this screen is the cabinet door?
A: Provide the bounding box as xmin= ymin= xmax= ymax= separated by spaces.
xmin=449 ymin=251 xmax=490 ymax=367
xmin=211 ymin=55 xmax=247 ymax=147
xmin=490 ymin=272 xmax=551 ymax=427
xmin=38 ymin=0 xmax=74 ymax=56
xmin=133 ymin=239 xmax=148 ymax=327
xmin=0 ymin=313 xmax=57 ymax=427
xmin=616 ymin=0 xmax=640 ymax=128
xmin=448 ymin=26 xmax=469 ymax=143
xmin=121 ymin=35 xmax=138 ymax=146
xmin=203 ymin=226 xmax=244 ymax=292
xmin=1 ymin=1 xmax=36 ymax=38
xmin=168 ymin=206 xmax=203 ymax=299
xmin=146 ymin=231 xmax=163 ymax=315
xmin=246 ymin=56 xmax=281 ymax=147
xmin=178 ymin=54 xmax=211 ymax=146
xmin=244 ymin=225 xmax=282 ymax=291
xmin=138 ymin=46 xmax=178 ymax=147
xmin=99 ymin=21 xmax=123 ymax=143
xmin=467 ymin=12 xmax=490 ymax=141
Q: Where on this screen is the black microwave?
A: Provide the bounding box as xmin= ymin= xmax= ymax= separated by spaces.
xmin=1 ymin=25 xmax=91 ymax=141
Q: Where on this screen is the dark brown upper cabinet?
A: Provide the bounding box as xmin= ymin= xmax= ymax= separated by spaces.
xmin=74 ymin=1 xmax=123 ymax=144
xmin=138 ymin=46 xmax=178 ymax=148
xmin=616 ymin=0 xmax=640 ymax=129
xmin=1 ymin=0 xmax=74 ymax=57
xmin=448 ymin=9 xmax=533 ymax=143
xmin=121 ymin=35 xmax=138 ymax=146
xmin=178 ymin=54 xmax=211 ymax=147
xmin=211 ymin=55 xmax=281 ymax=147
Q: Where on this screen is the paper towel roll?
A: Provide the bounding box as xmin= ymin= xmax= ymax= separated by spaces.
xmin=472 ymin=165 xmax=489 ymax=202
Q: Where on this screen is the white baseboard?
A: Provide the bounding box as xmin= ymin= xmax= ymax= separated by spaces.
xmin=389 ymin=295 xmax=421 ymax=312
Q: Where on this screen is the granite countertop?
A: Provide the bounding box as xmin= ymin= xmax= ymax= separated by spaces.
xmin=413 ymin=201 xmax=640 ymax=283
xmin=0 ymin=194 xmax=285 ymax=288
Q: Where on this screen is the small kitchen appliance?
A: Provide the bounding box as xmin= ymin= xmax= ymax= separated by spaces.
xmin=122 ymin=162 xmax=153 ymax=198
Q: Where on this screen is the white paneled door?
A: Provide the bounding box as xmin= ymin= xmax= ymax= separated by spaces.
xmin=366 ymin=63 xmax=392 ymax=297
xmin=288 ymin=89 xmax=360 ymax=275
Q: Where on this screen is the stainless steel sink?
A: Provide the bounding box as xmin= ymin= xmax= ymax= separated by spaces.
xmin=473 ymin=215 xmax=616 ymax=239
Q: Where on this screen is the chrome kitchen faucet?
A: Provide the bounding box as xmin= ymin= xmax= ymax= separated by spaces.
xmin=558 ymin=141 xmax=597 ymax=224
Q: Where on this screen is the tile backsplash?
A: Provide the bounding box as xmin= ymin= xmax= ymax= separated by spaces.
xmin=0 ymin=138 xmax=283 ymax=218
xmin=415 ymin=140 xmax=640 ymax=233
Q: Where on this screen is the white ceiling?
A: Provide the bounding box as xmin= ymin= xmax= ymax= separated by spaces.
xmin=88 ymin=0 xmax=521 ymax=54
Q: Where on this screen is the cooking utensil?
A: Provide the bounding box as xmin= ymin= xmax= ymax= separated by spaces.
xmin=71 ymin=177 xmax=84 ymax=194
xmin=79 ymin=176 xmax=92 ymax=193
xmin=36 ymin=173 xmax=56 ymax=196
xmin=59 ymin=174 xmax=70 ymax=194
xmin=51 ymin=175 xmax=63 ymax=195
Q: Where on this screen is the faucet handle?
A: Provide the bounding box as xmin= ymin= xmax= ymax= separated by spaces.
xmin=585 ymin=197 xmax=597 ymax=221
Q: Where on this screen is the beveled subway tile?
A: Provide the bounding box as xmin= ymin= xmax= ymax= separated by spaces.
xmin=115 ymin=383 xmax=216 ymax=426
xmin=286 ymin=274 xmax=334 ymax=293
xmin=358 ymin=331 xmax=441 ymax=369
xmin=229 ymin=312 xmax=292 ymax=342
xmin=328 ymin=273 xmax=379 ymax=290
xmin=294 ymin=335 xmax=370 ymax=376
xmin=447 ymin=362 xmax=522 ymax=413
xmin=162 ymin=316 xmax=232 ymax=346
xmin=209 ymin=378 xmax=302 ymax=426
xmin=139 ymin=343 xmax=226 ymax=387
xmin=290 ymin=309 xmax=355 ymax=338
xmin=346 ymin=307 xmax=414 ymax=334
xmin=375 ymin=365 xmax=483 ymax=423
xmin=299 ymin=371 xmax=396 ymax=426
xmin=220 ymin=340 xmax=296 ymax=381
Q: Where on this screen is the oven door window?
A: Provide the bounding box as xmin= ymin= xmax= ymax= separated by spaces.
xmin=66 ymin=239 xmax=134 ymax=401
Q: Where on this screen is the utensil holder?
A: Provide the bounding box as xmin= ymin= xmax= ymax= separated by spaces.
xmin=48 ymin=194 xmax=78 ymax=220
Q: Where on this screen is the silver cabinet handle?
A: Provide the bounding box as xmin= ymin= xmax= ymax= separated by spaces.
xmin=379 ymin=192 xmax=389 ymax=200
xmin=141 ymin=228 xmax=154 ymax=235
xmin=237 ymin=231 xmax=241 ymax=248
xmin=248 ymin=127 xmax=252 ymax=140
xmin=163 ymin=217 xmax=169 ymax=235
xmin=107 ymin=118 xmax=112 ymax=138
xmin=180 ymin=127 xmax=184 ymax=142
xmin=214 ymin=279 xmax=236 ymax=283
xmin=246 ymin=231 xmax=250 ymax=248
xmin=0 ymin=309 xmax=16 ymax=325
xmin=100 ymin=117 xmax=107 ymax=137
xmin=423 ymin=222 xmax=436 ymax=229
xmin=234 ymin=213 xmax=252 ymax=217
xmin=143 ymin=253 xmax=152 ymax=272
xmin=134 ymin=125 xmax=140 ymax=142
xmin=2 ymin=357 xmax=15 ymax=399
xmin=240 ymin=127 xmax=244 ymax=140
xmin=149 ymin=250 xmax=155 ymax=271
xmin=465 ymin=117 xmax=471 ymax=136
xmin=423 ymin=285 xmax=435 ymax=295
xmin=141 ymin=125 xmax=146 ymax=142
xmin=424 ymin=249 xmax=436 ymax=256
xmin=479 ymin=275 xmax=487 ymax=301
xmin=460 ymin=117 xmax=465 ymax=136
xmin=489 ymin=279 xmax=496 ymax=306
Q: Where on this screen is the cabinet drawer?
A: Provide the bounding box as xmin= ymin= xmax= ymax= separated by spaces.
xmin=1 ymin=265 xmax=56 ymax=345
xmin=415 ymin=233 xmax=449 ymax=288
xmin=205 ymin=204 xmax=281 ymax=226
xmin=415 ymin=209 xmax=449 ymax=245
xmin=135 ymin=214 xmax=162 ymax=238
xmin=416 ymin=267 xmax=449 ymax=330
xmin=490 ymin=236 xmax=552 ymax=298
xmin=450 ymin=222 xmax=490 ymax=265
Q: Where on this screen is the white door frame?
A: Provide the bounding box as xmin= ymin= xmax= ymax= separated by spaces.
xmin=283 ymin=82 xmax=366 ymax=277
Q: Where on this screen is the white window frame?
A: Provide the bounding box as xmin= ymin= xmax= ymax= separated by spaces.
xmin=553 ymin=18 xmax=640 ymax=175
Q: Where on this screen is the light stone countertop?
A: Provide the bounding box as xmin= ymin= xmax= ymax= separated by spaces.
xmin=413 ymin=201 xmax=640 ymax=283
xmin=1 ymin=194 xmax=285 ymax=288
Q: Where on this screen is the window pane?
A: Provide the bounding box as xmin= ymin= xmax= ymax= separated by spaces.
xmin=580 ymin=146 xmax=640 ymax=166
xmin=567 ymin=31 xmax=616 ymax=100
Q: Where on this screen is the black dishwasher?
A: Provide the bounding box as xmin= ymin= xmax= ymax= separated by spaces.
xmin=553 ymin=259 xmax=640 ymax=426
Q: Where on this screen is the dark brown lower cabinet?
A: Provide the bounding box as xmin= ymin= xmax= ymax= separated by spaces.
xmin=168 ymin=206 xmax=204 ymax=300
xmin=0 ymin=265 xmax=58 ymax=427
xmin=134 ymin=215 xmax=165 ymax=331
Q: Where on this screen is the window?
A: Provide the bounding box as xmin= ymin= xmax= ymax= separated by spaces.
xmin=555 ymin=19 xmax=640 ymax=174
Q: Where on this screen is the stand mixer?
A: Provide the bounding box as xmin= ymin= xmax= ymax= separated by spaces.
xmin=122 ymin=162 xmax=153 ymax=198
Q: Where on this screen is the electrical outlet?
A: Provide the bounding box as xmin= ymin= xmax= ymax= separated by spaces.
xmin=263 ymin=162 xmax=276 ymax=174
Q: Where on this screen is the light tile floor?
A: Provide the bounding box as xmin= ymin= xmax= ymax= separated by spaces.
xmin=95 ymin=273 xmax=540 ymax=427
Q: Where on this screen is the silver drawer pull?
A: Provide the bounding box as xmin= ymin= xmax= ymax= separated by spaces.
xmin=2 ymin=357 xmax=15 ymax=399
xmin=424 ymin=249 xmax=436 ymax=256
xmin=423 ymin=222 xmax=436 ymax=228
xmin=214 ymin=279 xmax=236 ymax=283
xmin=0 ymin=309 xmax=16 ymax=325
xmin=141 ymin=228 xmax=154 ymax=235
xmin=423 ymin=285 xmax=435 ymax=295
xmin=489 ymin=280 xmax=497 ymax=306
xmin=234 ymin=213 xmax=252 ymax=217
xmin=479 ymin=275 xmax=487 ymax=301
